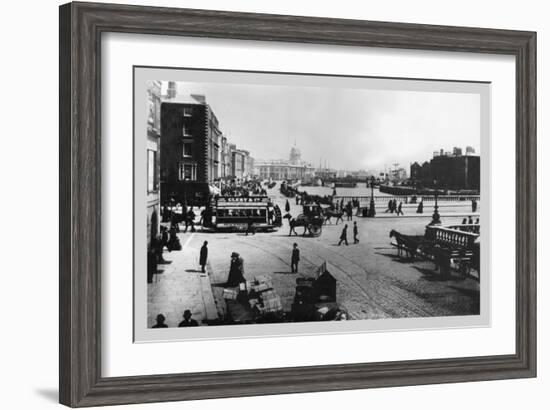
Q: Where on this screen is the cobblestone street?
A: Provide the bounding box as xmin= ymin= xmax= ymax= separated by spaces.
xmin=148 ymin=184 xmax=480 ymax=327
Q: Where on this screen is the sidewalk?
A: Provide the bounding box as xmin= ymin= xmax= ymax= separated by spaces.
xmin=147 ymin=232 xmax=218 ymax=328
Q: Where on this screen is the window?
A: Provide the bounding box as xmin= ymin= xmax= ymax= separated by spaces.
xmin=147 ymin=150 xmax=158 ymax=192
xmin=183 ymin=142 xmax=193 ymax=158
xmin=182 ymin=123 xmax=191 ymax=136
xmin=179 ymin=162 xmax=197 ymax=181
xmin=183 ymin=107 xmax=193 ymax=117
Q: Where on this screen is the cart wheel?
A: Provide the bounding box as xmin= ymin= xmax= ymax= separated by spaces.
xmin=309 ymin=224 xmax=322 ymax=237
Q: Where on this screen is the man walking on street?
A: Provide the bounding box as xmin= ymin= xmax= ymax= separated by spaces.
xmin=338 ymin=224 xmax=349 ymax=246
xmin=199 ymin=241 xmax=208 ymax=273
xmin=353 ymin=221 xmax=359 ymax=244
xmin=397 ymin=202 xmax=404 ymax=216
xmin=245 ymin=215 xmax=255 ymax=236
xmin=346 ymin=202 xmax=353 ymax=221
xmin=291 ymin=243 xmax=300 ymax=273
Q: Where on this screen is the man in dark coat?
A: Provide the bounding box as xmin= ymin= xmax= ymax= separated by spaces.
xmin=338 ymin=224 xmax=349 ymax=246
xmin=397 ymin=202 xmax=404 ymax=216
xmin=353 ymin=221 xmax=359 ymax=244
xmin=178 ymin=310 xmax=199 ymax=327
xmin=199 ymin=241 xmax=208 ymax=273
xmin=152 ymin=314 xmax=168 ymax=328
xmin=291 ymin=243 xmax=300 ymax=273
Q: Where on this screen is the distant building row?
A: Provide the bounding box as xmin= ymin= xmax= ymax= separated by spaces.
xmin=410 ymin=146 xmax=480 ymax=191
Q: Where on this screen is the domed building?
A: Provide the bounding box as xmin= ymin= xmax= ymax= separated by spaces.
xmin=255 ymin=145 xmax=314 ymax=181
xmin=289 ymin=145 xmax=301 ymax=165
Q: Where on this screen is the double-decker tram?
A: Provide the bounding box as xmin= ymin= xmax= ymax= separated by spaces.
xmin=208 ymin=195 xmax=282 ymax=232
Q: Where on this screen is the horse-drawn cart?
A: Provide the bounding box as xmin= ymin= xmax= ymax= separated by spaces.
xmin=290 ymin=203 xmax=324 ymax=237
xmin=389 ymin=225 xmax=480 ymax=279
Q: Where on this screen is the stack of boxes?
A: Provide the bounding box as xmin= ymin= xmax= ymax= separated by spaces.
xmin=257 ymin=289 xmax=283 ymax=313
xmin=223 ymin=274 xmax=283 ymax=315
xmin=222 ymin=288 xmax=239 ymax=300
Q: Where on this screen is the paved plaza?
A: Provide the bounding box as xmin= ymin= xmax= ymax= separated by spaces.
xmin=148 ymin=185 xmax=480 ymax=328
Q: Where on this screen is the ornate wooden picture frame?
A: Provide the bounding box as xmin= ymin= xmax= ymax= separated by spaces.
xmin=59 ymin=2 xmax=536 ymax=407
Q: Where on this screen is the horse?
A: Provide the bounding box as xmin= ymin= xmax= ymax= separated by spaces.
xmin=288 ymin=217 xmax=308 ymax=236
xmin=323 ymin=209 xmax=344 ymax=225
xmin=389 ymin=229 xmax=423 ymax=259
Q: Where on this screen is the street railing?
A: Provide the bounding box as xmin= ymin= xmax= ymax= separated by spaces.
xmin=333 ymin=195 xmax=480 ymax=206
xmin=425 ymin=225 xmax=479 ymax=250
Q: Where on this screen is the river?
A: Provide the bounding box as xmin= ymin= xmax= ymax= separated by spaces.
xmin=297 ymin=182 xmax=391 ymax=197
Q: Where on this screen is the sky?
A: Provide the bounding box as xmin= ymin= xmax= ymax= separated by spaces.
xmin=163 ymin=80 xmax=481 ymax=172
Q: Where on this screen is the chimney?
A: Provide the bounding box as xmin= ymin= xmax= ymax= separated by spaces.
xmin=167 ymin=81 xmax=177 ymax=99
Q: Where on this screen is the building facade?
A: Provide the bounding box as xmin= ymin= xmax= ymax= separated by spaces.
xmin=411 ymin=148 xmax=480 ymax=191
xmin=146 ymin=80 xmax=161 ymax=249
xmin=160 ymin=94 xmax=220 ymax=205
xmin=230 ymin=148 xmax=244 ymax=180
xmin=219 ymin=135 xmax=231 ymax=180
xmin=257 ymin=160 xmax=314 ymax=181
xmin=430 ymin=154 xmax=480 ymax=190
xmin=256 ymin=146 xmax=314 ymax=181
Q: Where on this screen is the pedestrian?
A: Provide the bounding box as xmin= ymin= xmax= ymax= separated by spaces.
xmin=353 ymin=221 xmax=359 ymax=244
xmin=285 ymin=199 xmax=290 ymax=213
xmin=178 ymin=310 xmax=199 ymax=327
xmin=291 ymin=243 xmax=300 ymax=273
xmin=416 ymin=200 xmax=424 ymax=214
xmin=227 ymin=252 xmax=245 ymax=286
xmin=338 ymin=224 xmax=349 ymax=246
xmin=152 ymin=314 xmax=168 ymax=328
xmin=385 ymin=199 xmax=392 ymax=213
xmin=475 ymin=218 xmax=480 ymax=224
xmin=154 ymin=233 xmax=167 ymax=263
xmin=167 ymin=225 xmax=182 ymax=251
xmin=245 ymin=214 xmax=255 ymax=236
xmin=184 ymin=207 xmax=196 ymax=233
xmin=160 ymin=225 xmax=169 ymax=249
xmin=397 ymin=202 xmax=404 ymax=216
xmin=468 ymin=215 xmax=473 ymax=225
xmin=170 ymin=210 xmax=180 ymax=232
xmin=199 ymin=241 xmax=208 ymax=273
xmin=472 ymin=199 xmax=478 ymax=213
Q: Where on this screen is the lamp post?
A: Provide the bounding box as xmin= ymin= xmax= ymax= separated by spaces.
xmin=429 ymin=179 xmax=441 ymax=225
xmin=368 ymin=176 xmax=376 ymax=217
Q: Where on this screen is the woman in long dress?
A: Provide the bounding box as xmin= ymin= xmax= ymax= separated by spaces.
xmin=227 ymin=252 xmax=245 ymax=286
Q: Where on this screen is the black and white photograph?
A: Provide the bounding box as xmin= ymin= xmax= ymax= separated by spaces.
xmin=137 ymin=68 xmax=487 ymax=340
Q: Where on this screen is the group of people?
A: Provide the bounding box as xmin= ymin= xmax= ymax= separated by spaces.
xmin=170 ymin=206 xmax=197 ymax=233
xmin=152 ymin=309 xmax=199 ymax=328
xmin=282 ymin=183 xmax=332 ymax=206
xmin=220 ymin=183 xmax=267 ymax=198
xmin=460 ymin=216 xmax=480 ymax=232
xmin=384 ymin=199 xmax=404 ymax=215
xmin=337 ymin=221 xmax=360 ymax=246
